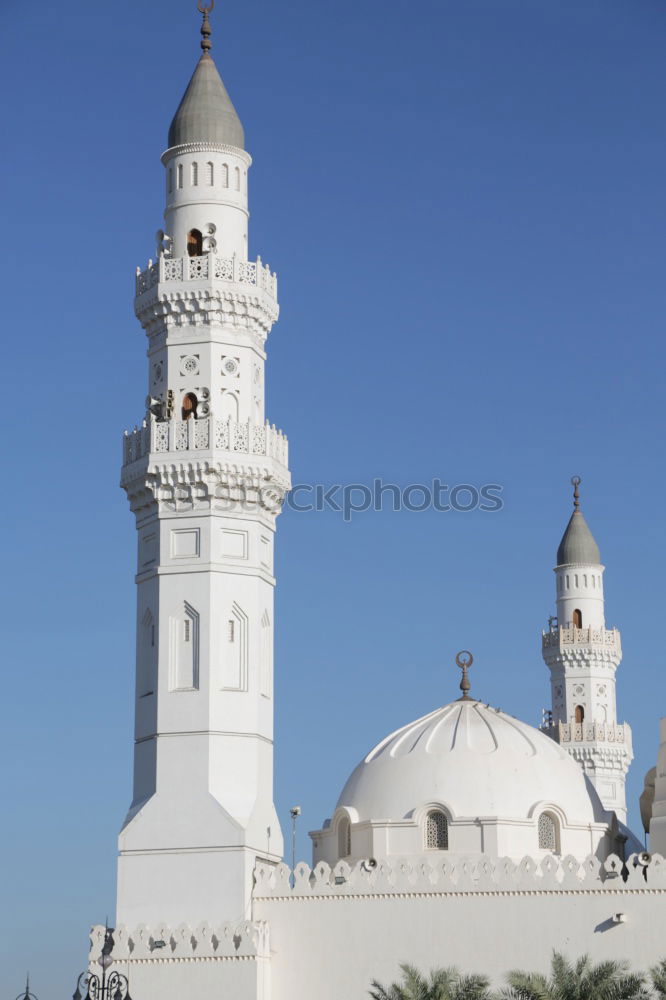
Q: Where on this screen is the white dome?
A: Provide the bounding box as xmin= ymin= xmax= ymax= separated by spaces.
xmin=338 ymin=698 xmax=607 ymax=826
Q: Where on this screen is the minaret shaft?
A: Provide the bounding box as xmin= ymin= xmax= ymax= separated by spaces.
xmin=116 ymin=34 xmax=289 ymax=929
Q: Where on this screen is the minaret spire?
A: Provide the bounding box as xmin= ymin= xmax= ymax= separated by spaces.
xmin=572 ymin=474 xmax=581 ymax=511
xmin=198 ymin=0 xmax=214 ymax=53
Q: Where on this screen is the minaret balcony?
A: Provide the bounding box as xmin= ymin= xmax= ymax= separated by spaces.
xmin=542 ymin=625 xmax=621 ymax=655
xmin=135 ymin=252 xmax=277 ymax=301
xmin=541 ymin=720 xmax=632 ymax=751
xmin=122 ymin=416 xmax=288 ymax=469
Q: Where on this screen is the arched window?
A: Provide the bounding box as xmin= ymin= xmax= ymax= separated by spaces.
xmin=191 ymin=162 xmax=198 ymax=186
xmin=206 ymin=161 xmax=214 ymax=185
xmin=573 ymin=608 xmax=582 ymax=628
xmin=222 ymin=163 xmax=229 ymax=188
xmin=177 ymin=164 xmax=183 ymax=189
xmin=182 ymin=392 xmax=198 ymax=420
xmin=234 ymin=166 xmax=241 ymax=191
xmin=168 ymin=168 xmax=173 ymax=194
xmin=424 ymin=810 xmax=448 ymax=850
xmin=575 ymin=704 xmax=585 ymax=724
xmin=538 ymin=812 xmax=559 ymax=852
xmin=187 ymin=229 xmax=203 ymax=257
xmin=338 ymin=817 xmax=351 ymax=858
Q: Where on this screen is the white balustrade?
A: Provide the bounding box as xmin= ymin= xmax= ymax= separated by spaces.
xmin=135 ymin=252 xmax=277 ymax=298
xmin=123 ymin=417 xmax=288 ymax=467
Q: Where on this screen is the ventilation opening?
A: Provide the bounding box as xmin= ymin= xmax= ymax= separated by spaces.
xmin=425 ymin=811 xmax=448 ymax=850
xmin=573 ymin=608 xmax=582 ymax=628
xmin=187 ymin=228 xmax=203 ymax=257
xmin=538 ymin=812 xmax=559 ymax=852
xmin=182 ymin=392 xmax=198 ymax=420
xmin=575 ymin=705 xmax=585 ymax=724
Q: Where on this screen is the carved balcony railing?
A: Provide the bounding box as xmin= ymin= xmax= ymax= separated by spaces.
xmin=542 ymin=626 xmax=620 ymax=651
xmin=135 ymin=253 xmax=277 ymax=299
xmin=541 ymin=721 xmax=629 ymax=745
xmin=123 ymin=417 xmax=288 ymax=468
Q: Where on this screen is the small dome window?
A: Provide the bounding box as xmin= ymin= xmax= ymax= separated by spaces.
xmin=424 ymin=810 xmax=448 ymax=850
xmin=538 ymin=812 xmax=559 ymax=852
xmin=338 ymin=817 xmax=351 ymax=858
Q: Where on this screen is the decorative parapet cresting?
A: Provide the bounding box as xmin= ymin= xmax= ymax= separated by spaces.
xmin=253 ymin=853 xmax=666 ymax=899
xmin=542 ymin=721 xmax=629 ymax=746
xmin=89 ymin=921 xmax=270 ymax=964
xmin=135 ymin=253 xmax=277 ymax=300
xmin=542 ymin=626 xmax=621 ymax=651
xmin=123 ymin=417 xmax=288 ymax=468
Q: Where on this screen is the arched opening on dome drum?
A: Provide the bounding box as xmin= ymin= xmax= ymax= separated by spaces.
xmin=187 ymin=229 xmax=203 ymax=257
xmin=182 ymin=392 xmax=198 ymax=420
xmin=575 ymin=705 xmax=585 ymax=724
xmin=573 ymin=608 xmax=583 ymax=628
xmin=538 ymin=812 xmax=559 ymax=853
xmin=338 ymin=817 xmax=351 ymax=859
xmin=424 ymin=811 xmax=448 ymax=851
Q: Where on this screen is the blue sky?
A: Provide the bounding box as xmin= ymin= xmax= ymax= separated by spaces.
xmin=1 ymin=0 xmax=665 ymax=994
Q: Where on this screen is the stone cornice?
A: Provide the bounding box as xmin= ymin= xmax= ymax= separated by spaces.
xmin=161 ymin=142 xmax=252 ymax=167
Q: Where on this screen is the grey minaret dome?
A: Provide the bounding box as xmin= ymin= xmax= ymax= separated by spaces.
xmin=168 ymin=7 xmax=244 ymax=149
xmin=556 ymin=477 xmax=601 ymax=565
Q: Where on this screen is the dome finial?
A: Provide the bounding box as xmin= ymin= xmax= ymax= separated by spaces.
xmin=197 ymin=0 xmax=215 ymax=53
xmin=571 ymin=475 xmax=582 ymax=512
xmin=456 ymin=650 xmax=473 ymax=700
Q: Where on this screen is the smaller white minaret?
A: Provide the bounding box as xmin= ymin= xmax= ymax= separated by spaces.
xmin=542 ymin=478 xmax=633 ymax=822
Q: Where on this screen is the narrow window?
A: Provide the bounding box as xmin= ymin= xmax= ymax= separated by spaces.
xmin=573 ymin=608 xmax=582 ymax=628
xmin=222 ymin=163 xmax=229 ymax=188
xmin=425 ymin=811 xmax=448 ymax=850
xmin=234 ymin=166 xmax=241 ymax=191
xmin=538 ymin=813 xmax=558 ymax=852
xmin=182 ymin=392 xmax=198 ymax=420
xmin=575 ymin=574 xmax=579 ymax=587
xmin=168 ymin=168 xmax=173 ymax=193
xmin=191 ymin=161 xmax=198 ymax=186
xmin=151 ymin=624 xmax=155 ymax=648
xmin=187 ymin=228 xmax=203 ymax=257
xmin=338 ymin=817 xmax=351 ymax=858
xmin=228 ymin=619 xmax=235 ymax=642
xmin=575 ymin=704 xmax=585 ymax=724
xmin=184 ymin=619 xmax=190 ymax=642
xmin=592 ymin=576 xmax=596 ymax=588
xmin=206 ymin=161 xmax=214 ymax=185
xmin=566 ymin=575 xmax=570 ymax=589
xmin=177 ymin=164 xmax=183 ymax=189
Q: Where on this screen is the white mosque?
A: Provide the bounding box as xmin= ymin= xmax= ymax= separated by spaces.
xmin=93 ymin=6 xmax=666 ymax=999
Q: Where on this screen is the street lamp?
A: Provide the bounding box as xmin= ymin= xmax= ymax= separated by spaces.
xmin=72 ymin=927 xmax=132 ymax=1000
xmin=15 ymin=975 xmax=38 ymax=1000
xmin=290 ymin=805 xmax=301 ymax=873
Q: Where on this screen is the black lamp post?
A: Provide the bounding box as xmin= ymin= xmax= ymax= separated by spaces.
xmin=15 ymin=975 xmax=38 ymax=1000
xmin=72 ymin=928 xmax=132 ymax=1000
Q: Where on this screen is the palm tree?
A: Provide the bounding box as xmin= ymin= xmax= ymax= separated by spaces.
xmin=369 ymin=964 xmax=490 ymax=1000
xmin=650 ymin=961 xmax=666 ymax=999
xmin=505 ymin=953 xmax=649 ymax=1000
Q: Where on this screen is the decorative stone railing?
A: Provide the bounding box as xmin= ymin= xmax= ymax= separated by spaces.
xmin=252 ymin=854 xmax=666 ymax=899
xmin=542 ymin=721 xmax=629 ymax=745
xmin=123 ymin=417 xmax=288 ymax=467
xmin=135 ymin=253 xmax=277 ymax=299
xmin=542 ymin=626 xmax=620 ymax=650
xmin=90 ymin=921 xmax=270 ymax=963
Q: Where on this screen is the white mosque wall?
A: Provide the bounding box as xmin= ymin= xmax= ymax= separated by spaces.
xmin=97 ymin=855 xmax=666 ymax=1000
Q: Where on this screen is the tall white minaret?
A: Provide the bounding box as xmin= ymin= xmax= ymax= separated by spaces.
xmin=117 ymin=6 xmax=290 ymax=929
xmin=541 ymin=478 xmax=632 ymax=823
